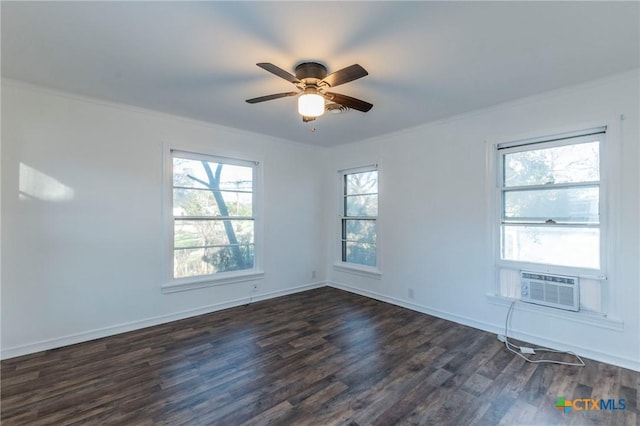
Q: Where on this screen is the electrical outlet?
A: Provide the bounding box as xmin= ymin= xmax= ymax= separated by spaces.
xmin=252 ymin=283 xmax=258 ymax=293
xmin=311 ymin=270 xmax=316 ymax=279
xmin=408 ymin=288 xmax=415 ymax=299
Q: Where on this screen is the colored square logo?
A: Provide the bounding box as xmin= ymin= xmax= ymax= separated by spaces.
xmin=555 ymin=397 xmax=572 ymax=414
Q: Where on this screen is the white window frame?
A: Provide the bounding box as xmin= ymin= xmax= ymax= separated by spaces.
xmin=334 ymin=164 xmax=382 ymax=279
xmin=486 ymin=121 xmax=622 ymax=323
xmin=162 ymin=148 xmax=264 ymax=293
xmin=497 ymin=131 xmax=605 ymax=274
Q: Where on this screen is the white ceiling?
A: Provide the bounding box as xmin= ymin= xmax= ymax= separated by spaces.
xmin=2 ymin=1 xmax=638 ymax=147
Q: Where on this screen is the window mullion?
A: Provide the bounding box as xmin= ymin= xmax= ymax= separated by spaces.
xmin=344 ymin=192 xmax=378 ymax=197
xmin=173 ymin=186 xmax=253 ymax=194
xmin=501 ymin=181 xmax=600 ymax=191
xmin=176 ymin=243 xmax=255 ymax=250
xmin=501 ymin=222 xmax=600 ymax=228
xmin=342 ymin=216 xmax=377 ymax=220
xmin=175 ymin=216 xmax=254 ymax=221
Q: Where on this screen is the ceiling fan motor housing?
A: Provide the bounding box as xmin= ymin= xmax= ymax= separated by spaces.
xmin=295 ymin=62 xmax=328 ymax=81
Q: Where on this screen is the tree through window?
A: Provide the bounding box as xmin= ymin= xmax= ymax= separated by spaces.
xmin=172 ymin=151 xmax=256 ymax=279
xmin=341 ymin=167 xmax=378 ymax=267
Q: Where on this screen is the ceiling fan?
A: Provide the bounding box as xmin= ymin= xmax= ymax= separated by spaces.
xmin=246 ymin=62 xmax=373 ymax=122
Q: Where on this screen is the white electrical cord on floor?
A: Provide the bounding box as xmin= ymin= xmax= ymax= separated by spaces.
xmin=501 ymin=301 xmax=585 ymax=367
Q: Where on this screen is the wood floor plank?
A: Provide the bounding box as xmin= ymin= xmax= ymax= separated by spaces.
xmin=1 ymin=287 xmax=638 ymax=425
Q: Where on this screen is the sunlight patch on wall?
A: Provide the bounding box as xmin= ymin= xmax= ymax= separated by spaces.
xmin=19 ymin=163 xmax=74 ymax=202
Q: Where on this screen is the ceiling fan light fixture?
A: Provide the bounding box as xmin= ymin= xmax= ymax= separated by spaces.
xmin=246 ymin=62 xmax=372 ymax=119
xmin=298 ymin=93 xmax=325 ymax=117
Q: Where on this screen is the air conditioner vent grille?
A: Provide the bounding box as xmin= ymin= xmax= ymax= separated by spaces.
xmin=558 ymin=286 xmax=575 ymax=306
xmin=520 ymin=271 xmax=579 ymax=311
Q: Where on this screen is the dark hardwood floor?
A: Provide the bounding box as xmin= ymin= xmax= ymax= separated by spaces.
xmin=1 ymin=287 xmax=638 ymax=425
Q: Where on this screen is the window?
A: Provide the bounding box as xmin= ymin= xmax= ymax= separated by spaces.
xmin=494 ymin=128 xmax=609 ymax=313
xmin=498 ymin=130 xmax=603 ymax=270
xmin=171 ymin=150 xmax=257 ymax=280
xmin=340 ymin=166 xmax=378 ymax=267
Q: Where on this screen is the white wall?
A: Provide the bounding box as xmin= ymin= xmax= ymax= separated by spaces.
xmin=2 ymin=71 xmax=639 ymax=371
xmin=1 ymin=81 xmax=328 ymax=358
xmin=326 ymin=71 xmax=640 ymax=371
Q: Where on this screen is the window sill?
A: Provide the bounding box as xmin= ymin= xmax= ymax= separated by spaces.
xmin=162 ymin=270 xmax=265 ymax=294
xmin=333 ymin=263 xmax=382 ymax=279
xmin=486 ymin=294 xmax=623 ymax=331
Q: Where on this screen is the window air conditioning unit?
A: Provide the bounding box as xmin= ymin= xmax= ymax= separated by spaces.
xmin=520 ymin=271 xmax=579 ymax=312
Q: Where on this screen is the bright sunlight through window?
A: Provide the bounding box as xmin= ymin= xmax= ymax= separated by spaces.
xmin=499 ymin=135 xmax=602 ymax=270
xmin=172 ymin=151 xmax=256 ymax=279
xmin=341 ymin=167 xmax=378 ymax=267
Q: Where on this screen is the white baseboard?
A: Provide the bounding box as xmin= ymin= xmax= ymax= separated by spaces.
xmin=328 ymin=281 xmax=640 ymax=372
xmin=1 ymin=282 xmax=326 ymax=360
xmin=4 ymin=280 xmax=637 ymax=372
xmin=249 ymin=281 xmax=326 ymax=303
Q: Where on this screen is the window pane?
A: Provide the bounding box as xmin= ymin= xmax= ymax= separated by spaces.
xmin=342 ymin=169 xmax=378 ymax=267
xmin=504 ymin=186 xmax=598 ymax=223
xmin=346 ymin=194 xmax=378 ymax=216
xmin=173 ymin=188 xmax=252 ymax=217
xmin=174 ymin=245 xmax=254 ymax=278
xmin=172 ymin=154 xmax=256 ymax=280
xmin=346 ymin=171 xmax=377 ymax=195
xmin=502 ymin=225 xmax=599 ymax=269
xmin=504 ymin=141 xmax=599 ymax=187
xmin=344 ymin=242 xmax=376 ymax=267
xmin=173 ymin=158 xmax=253 ymax=191
xmin=174 ymin=219 xmax=254 ymax=248
xmin=343 ymin=219 xmax=376 ymax=243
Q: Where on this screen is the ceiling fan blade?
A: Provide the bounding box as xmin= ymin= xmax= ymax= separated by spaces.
xmin=256 ymin=63 xmax=300 ymax=84
xmin=321 ymin=64 xmax=368 ymax=87
xmin=324 ymin=92 xmax=373 ymax=112
xmin=246 ymin=92 xmax=298 ymax=104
